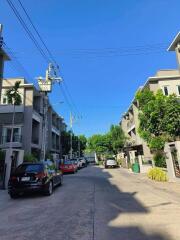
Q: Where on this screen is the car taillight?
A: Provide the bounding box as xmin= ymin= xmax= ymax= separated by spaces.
xmin=35 ymin=172 xmax=47 ymax=179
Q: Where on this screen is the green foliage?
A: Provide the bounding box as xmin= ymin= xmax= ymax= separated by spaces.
xmin=136 ymin=88 xmax=155 ymax=110
xmin=87 ymin=134 xmax=110 ymax=154
xmin=153 ymin=151 xmax=167 ymax=168
xmin=147 ymin=167 xmax=168 ymax=182
xmin=136 ymin=89 xmax=180 ymax=151
xmin=162 ymin=95 xmax=180 ymax=138
xmin=148 ymin=136 xmax=166 ymax=151
xmin=0 ymin=150 xmax=5 ymax=161
xmin=61 ymin=130 xmax=71 ymax=156
xmin=61 ymin=131 xmax=87 ymax=156
xmin=78 ymin=135 xmax=87 ymax=154
xmin=108 ymin=125 xmax=126 ymax=154
xmin=24 ymin=153 xmax=37 ymax=163
xmin=6 ymin=81 xmax=22 ymax=105
xmin=87 ymin=125 xmax=126 ymax=157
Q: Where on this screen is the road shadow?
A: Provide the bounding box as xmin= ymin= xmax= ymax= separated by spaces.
xmin=77 ymin=166 xmax=171 ymax=240
xmin=0 ymin=165 xmax=172 ymax=240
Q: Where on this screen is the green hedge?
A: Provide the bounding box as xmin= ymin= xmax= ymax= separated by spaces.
xmin=147 ymin=167 xmax=168 ymax=182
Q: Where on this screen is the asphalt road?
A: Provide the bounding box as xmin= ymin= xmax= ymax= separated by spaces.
xmin=0 ymin=165 xmax=180 ymax=240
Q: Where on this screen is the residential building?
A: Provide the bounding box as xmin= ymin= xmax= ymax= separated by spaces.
xmin=0 ymin=77 xmax=66 ymax=161
xmin=120 ymin=33 xmax=180 ymax=174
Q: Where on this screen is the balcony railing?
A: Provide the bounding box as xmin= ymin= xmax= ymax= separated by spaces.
xmin=1 ymin=135 xmax=22 ymax=144
xmin=127 ymin=119 xmax=135 ymax=130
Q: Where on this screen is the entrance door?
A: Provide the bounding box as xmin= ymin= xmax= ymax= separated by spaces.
xmin=171 ymin=148 xmax=180 ymax=178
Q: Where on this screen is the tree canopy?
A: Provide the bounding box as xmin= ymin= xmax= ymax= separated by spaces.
xmin=87 ymin=125 xmax=126 ymax=156
xmin=136 ymin=88 xmax=180 ymax=150
xmin=6 ymin=81 xmax=22 ymax=105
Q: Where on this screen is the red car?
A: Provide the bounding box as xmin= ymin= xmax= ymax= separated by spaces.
xmin=60 ymin=160 xmax=78 ymax=174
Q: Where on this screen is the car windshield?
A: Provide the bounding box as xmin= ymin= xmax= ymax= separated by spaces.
xmin=71 ymin=159 xmax=77 ymax=162
xmin=64 ymin=161 xmax=72 ymax=165
xmin=15 ymin=164 xmax=44 ymax=173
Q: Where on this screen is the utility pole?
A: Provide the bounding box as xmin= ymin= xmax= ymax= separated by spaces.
xmin=70 ymin=112 xmax=73 ymax=159
xmin=0 ymin=24 xmax=10 ymax=101
xmin=37 ymin=63 xmax=62 ymax=161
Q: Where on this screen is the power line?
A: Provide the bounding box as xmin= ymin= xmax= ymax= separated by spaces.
xmin=6 ymin=0 xmax=80 ymax=118
xmin=6 ymin=0 xmax=50 ymax=63
xmin=17 ymin=0 xmax=59 ymax=68
xmin=3 ymin=42 xmax=33 ymax=80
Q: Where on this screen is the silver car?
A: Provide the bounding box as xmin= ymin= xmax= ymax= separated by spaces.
xmin=105 ymin=159 xmax=117 ymax=168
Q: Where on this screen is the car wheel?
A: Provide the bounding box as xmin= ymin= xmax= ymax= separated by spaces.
xmin=9 ymin=192 xmax=18 ymax=199
xmin=45 ymin=181 xmax=53 ymax=196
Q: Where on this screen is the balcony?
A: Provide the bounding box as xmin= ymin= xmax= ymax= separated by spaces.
xmin=127 ymin=119 xmax=135 ymax=132
xmin=0 ymin=104 xmax=24 ymax=113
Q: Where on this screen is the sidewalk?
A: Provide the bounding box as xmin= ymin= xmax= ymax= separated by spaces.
xmin=118 ymin=167 xmax=180 ymax=200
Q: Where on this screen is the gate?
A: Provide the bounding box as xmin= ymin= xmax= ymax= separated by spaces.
xmin=171 ymin=148 xmax=180 ymax=178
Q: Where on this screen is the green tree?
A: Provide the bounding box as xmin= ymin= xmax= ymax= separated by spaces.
xmin=78 ymin=135 xmax=87 ymax=155
xmin=108 ymin=125 xmax=126 ymax=154
xmin=61 ymin=130 xmax=71 ymax=156
xmin=135 ymin=89 xmax=180 ymax=165
xmin=87 ymin=134 xmax=110 ymax=154
xmin=6 ymin=81 xmax=22 ymax=105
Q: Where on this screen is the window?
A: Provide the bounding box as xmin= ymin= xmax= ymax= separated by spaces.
xmin=3 ymin=97 xmax=7 ymax=104
xmin=163 ymin=86 xmax=169 ymax=96
xmin=177 ymin=85 xmax=180 ymax=96
xmin=2 ymin=127 xmax=21 ymax=143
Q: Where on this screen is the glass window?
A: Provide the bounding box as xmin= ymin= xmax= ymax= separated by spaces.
xmin=3 ymin=127 xmax=21 ymax=142
xmin=3 ymin=97 xmax=7 ymax=104
xmin=15 ymin=164 xmax=44 ymax=173
xmin=163 ymin=86 xmax=169 ymax=96
xmin=177 ymin=85 xmax=180 ymax=96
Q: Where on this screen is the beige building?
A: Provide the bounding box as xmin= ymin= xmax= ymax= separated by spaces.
xmin=0 ymin=77 xmax=66 ymax=188
xmin=120 ymin=33 xmax=180 ymax=173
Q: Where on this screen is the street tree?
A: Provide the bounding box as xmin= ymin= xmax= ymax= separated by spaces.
xmin=108 ymin=125 xmax=126 ymax=154
xmin=136 ymin=88 xmax=180 ymax=167
xmin=4 ymin=81 xmax=22 ymax=189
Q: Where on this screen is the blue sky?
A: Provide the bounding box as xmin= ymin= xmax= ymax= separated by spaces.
xmin=0 ymin=0 xmax=180 ymax=136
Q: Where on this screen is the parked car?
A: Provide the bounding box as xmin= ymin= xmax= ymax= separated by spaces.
xmin=105 ymin=159 xmax=118 ymax=169
xmin=79 ymin=157 xmax=87 ymax=167
xmin=60 ymin=160 xmax=78 ymax=174
xmin=71 ymin=159 xmax=79 ymax=169
xmin=8 ymin=162 xmax=63 ymax=198
xmin=76 ymin=158 xmax=83 ymax=169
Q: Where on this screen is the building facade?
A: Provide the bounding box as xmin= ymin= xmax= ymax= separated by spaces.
xmin=0 ymin=77 xmax=66 ymax=159
xmin=120 ymin=33 xmax=180 ymax=173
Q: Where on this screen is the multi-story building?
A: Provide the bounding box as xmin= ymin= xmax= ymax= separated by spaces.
xmin=120 ymin=97 xmax=153 ymax=170
xmin=120 ymin=33 xmax=180 ymax=173
xmin=0 ymin=77 xmax=66 ymax=159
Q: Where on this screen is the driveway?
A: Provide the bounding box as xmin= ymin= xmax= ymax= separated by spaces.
xmin=0 ymin=166 xmax=180 ymax=240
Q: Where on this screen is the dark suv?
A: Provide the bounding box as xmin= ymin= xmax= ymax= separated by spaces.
xmin=8 ymin=162 xmax=63 ymax=198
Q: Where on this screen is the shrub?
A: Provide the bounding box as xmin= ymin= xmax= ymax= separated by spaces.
xmin=24 ymin=153 xmax=37 ymax=163
xmin=0 ymin=150 xmax=5 ymax=161
xmin=96 ymin=160 xmax=103 ymax=166
xmin=153 ymin=152 xmax=167 ymax=168
xmin=147 ymin=167 xmax=168 ymax=182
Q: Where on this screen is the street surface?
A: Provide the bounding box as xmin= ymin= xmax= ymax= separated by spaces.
xmin=0 ymin=166 xmax=180 ymax=240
